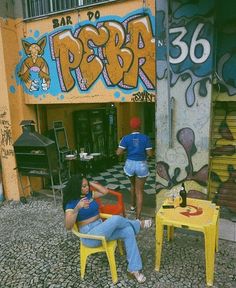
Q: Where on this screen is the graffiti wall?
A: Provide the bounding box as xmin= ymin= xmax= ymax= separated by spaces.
xmin=15 ymin=2 xmax=155 ymax=104
xmin=215 ymin=0 xmax=236 ymax=98
xmin=205 ymin=0 xmax=236 ymax=212
xmin=156 ymin=0 xmax=214 ymax=208
xmin=209 ymin=103 xmax=236 ymax=212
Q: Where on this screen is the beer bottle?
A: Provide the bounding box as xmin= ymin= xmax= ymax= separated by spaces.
xmin=179 ymin=183 xmax=187 ymax=207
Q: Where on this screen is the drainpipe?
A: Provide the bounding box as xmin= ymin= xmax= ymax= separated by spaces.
xmin=165 ymin=0 xmax=173 ymax=148
xmin=155 ymin=0 xmax=158 ymax=152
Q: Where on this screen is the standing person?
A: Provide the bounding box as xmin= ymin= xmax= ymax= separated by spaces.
xmin=63 ymin=174 xmax=152 ymax=284
xmin=116 ymin=116 xmax=153 ymax=219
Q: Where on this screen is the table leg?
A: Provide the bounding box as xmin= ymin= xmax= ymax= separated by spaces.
xmin=215 ymin=216 xmax=219 ymax=253
xmin=167 ymin=226 xmax=174 ymax=241
xmin=204 ymin=224 xmax=216 ymax=286
xmin=155 ymin=215 xmax=164 ymax=271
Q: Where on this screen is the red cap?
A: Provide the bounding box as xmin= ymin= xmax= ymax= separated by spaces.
xmin=130 ymin=117 xmax=141 ymax=130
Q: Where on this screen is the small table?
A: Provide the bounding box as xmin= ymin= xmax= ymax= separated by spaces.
xmin=65 ymin=154 xmax=77 ymax=177
xmin=78 ymin=156 xmax=94 ymax=176
xmin=155 ymin=197 xmax=219 ymax=286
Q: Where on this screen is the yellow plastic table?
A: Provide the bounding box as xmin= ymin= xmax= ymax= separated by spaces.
xmin=155 ymin=197 xmax=219 ymax=286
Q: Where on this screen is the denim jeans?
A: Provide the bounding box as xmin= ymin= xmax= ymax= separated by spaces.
xmin=79 ymin=215 xmax=142 ymax=272
xmin=124 ymin=159 xmax=149 ymax=177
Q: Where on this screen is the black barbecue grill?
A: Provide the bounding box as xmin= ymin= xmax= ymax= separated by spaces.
xmin=13 ymin=120 xmax=63 ymax=203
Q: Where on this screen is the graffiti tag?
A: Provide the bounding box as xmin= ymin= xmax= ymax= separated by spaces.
xmin=52 ymin=16 xmax=73 ymax=29
xmin=87 ymin=11 xmax=100 ymax=21
xmin=131 ymin=90 xmax=155 ymax=102
xmin=0 ymin=108 xmax=14 ymax=159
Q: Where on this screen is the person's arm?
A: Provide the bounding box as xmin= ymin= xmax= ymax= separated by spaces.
xmin=116 ymin=147 xmax=125 ymax=156
xmin=64 ymin=199 xmax=89 ymax=230
xmin=116 ymin=136 xmax=127 ymax=156
xmin=145 ymin=135 xmax=153 ymax=158
xmin=90 ymin=181 xmax=109 ymax=199
xmin=146 ymin=148 xmax=153 ymax=158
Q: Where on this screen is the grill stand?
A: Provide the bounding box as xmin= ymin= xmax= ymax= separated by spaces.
xmin=17 ymin=169 xmax=64 ymax=205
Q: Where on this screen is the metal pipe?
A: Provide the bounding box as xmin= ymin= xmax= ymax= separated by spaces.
xmin=165 ymin=0 xmax=173 ymax=148
xmin=155 ymin=0 xmax=158 ymax=155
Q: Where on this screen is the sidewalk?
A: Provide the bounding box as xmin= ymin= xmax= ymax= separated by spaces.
xmin=0 ymin=195 xmax=236 ymax=288
xmin=0 ymin=195 xmax=235 ymax=288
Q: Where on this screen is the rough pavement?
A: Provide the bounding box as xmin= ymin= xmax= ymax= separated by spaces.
xmin=0 ymin=195 xmax=236 ymax=288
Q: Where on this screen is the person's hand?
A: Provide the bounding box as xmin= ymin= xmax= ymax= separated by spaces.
xmin=89 ymin=181 xmax=98 ymax=185
xmin=77 ymin=198 xmax=90 ymax=209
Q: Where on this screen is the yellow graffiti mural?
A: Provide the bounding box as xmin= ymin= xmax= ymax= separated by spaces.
xmin=77 ymin=25 xmax=109 ymax=88
xmin=52 ymin=31 xmax=83 ymax=91
xmin=51 ymin=15 xmax=155 ymax=92
xmin=102 ymin=21 xmax=132 ymax=85
xmin=124 ymin=16 xmax=155 ymax=87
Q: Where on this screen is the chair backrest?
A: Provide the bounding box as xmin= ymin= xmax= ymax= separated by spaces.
xmin=94 ymin=188 xmax=126 ymax=217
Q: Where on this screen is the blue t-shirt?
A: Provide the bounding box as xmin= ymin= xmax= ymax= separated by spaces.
xmin=65 ymin=191 xmax=99 ymax=222
xmin=119 ymin=132 xmax=152 ymax=161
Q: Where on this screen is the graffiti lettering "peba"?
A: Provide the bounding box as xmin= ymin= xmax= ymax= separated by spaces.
xmin=50 ymin=15 xmax=155 ymax=92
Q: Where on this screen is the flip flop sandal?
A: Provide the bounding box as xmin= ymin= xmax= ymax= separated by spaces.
xmin=128 ymin=271 xmax=146 ymax=283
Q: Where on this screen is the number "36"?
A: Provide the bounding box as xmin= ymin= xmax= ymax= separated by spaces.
xmin=169 ymin=23 xmax=211 ymax=64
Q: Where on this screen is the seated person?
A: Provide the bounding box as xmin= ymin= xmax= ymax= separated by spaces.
xmin=63 ymin=174 xmax=152 ymax=284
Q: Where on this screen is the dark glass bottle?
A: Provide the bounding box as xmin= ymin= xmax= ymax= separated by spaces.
xmin=179 ymin=183 xmax=187 ymax=207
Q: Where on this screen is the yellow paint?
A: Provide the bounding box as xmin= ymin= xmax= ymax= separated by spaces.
xmin=155 ymin=198 xmax=219 ymax=286
xmin=0 ymin=1 xmax=155 ymax=201
xmin=0 ymin=18 xmax=36 ymax=200
xmin=0 ymin=20 xmax=20 ymax=200
xmin=15 ymin=0 xmax=155 ymax=104
xmin=209 ymin=105 xmax=236 ymax=200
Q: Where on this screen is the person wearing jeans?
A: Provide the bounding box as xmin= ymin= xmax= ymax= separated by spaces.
xmin=116 ymin=116 xmax=153 ymax=219
xmin=63 ymin=174 xmax=152 ymax=284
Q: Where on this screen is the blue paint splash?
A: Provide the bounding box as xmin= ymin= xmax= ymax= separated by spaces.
xmin=9 ymin=85 xmax=16 ymax=93
xmin=114 ymin=91 xmax=120 ymax=99
xmin=34 ymin=30 xmax=40 ymax=38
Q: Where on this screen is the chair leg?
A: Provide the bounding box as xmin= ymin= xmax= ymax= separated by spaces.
xmin=106 ymin=248 xmax=118 ymax=284
xmin=80 ymin=246 xmax=88 ymax=279
xmin=118 ymin=240 xmax=124 ymax=256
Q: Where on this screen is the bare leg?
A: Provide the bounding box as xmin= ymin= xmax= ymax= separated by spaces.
xmin=135 ymin=177 xmax=147 ymax=219
xmin=129 ymin=176 xmax=136 ymax=208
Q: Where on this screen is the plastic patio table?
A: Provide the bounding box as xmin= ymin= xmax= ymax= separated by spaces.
xmin=155 ymin=197 xmax=219 ymax=286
